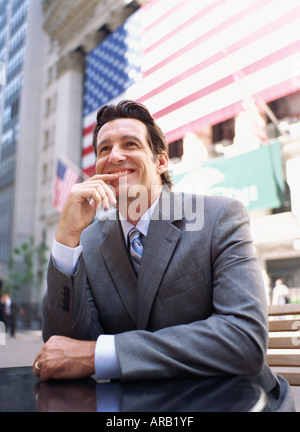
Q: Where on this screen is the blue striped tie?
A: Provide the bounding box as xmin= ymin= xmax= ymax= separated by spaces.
xmin=128 ymin=227 xmax=143 ymax=274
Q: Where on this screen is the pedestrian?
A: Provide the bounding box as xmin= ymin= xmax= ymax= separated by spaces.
xmin=34 ymin=100 xmax=294 ymax=411
xmin=2 ymin=293 xmax=15 ymax=336
xmin=0 ymin=281 xmax=4 ymax=323
xmin=272 ymin=278 xmax=289 ymax=305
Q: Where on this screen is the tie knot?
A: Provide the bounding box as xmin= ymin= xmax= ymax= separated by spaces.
xmin=128 ymin=227 xmax=142 ymax=245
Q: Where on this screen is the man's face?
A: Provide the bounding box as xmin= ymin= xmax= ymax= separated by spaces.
xmin=95 ymin=118 xmax=168 ymax=204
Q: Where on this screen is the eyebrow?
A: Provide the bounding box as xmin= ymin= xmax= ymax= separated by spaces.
xmin=97 ymin=135 xmax=143 ymax=148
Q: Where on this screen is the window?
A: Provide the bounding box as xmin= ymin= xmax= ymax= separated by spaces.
xmin=3 ymin=105 xmax=11 ymax=124
xmin=168 ymin=139 xmax=183 ymax=160
xmin=212 ymin=118 xmax=235 ymax=144
xmin=44 ymin=130 xmax=49 ymax=149
xmin=42 ymin=163 xmax=48 ymax=184
xmin=45 ymin=98 xmax=51 ymax=117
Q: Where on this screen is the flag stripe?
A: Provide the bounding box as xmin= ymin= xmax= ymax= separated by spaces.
xmin=159 ymin=53 xmax=300 ymax=137
xmin=142 ymin=0 xmax=245 ymax=54
xmin=143 ymin=0 xmax=269 ymax=76
xmin=143 ymin=0 xmax=187 ymax=34
xmin=142 ymin=0 xmax=277 ymax=74
xmin=143 ymin=0 xmax=227 ymax=56
xmin=52 ymin=159 xmax=79 ymax=213
xmin=165 ymin=77 xmax=297 ymax=144
xmin=138 ymin=3 xmax=298 ymax=109
xmin=82 ymin=0 xmax=300 ymax=176
xmin=138 ymin=0 xmax=298 ymax=102
xmin=138 ymin=7 xmax=300 ymax=105
xmin=84 ymin=165 xmax=97 ymax=178
xmin=83 ymin=124 xmax=94 ymax=138
xmin=153 ymin=39 xmax=300 ymax=120
xmin=82 ymin=145 xmax=94 ymax=157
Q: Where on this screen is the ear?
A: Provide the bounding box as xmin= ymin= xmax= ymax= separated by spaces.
xmin=156 ymin=152 xmax=169 ymax=174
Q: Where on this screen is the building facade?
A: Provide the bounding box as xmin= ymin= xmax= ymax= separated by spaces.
xmin=38 ymin=0 xmax=300 ymax=307
xmin=31 ymin=0 xmax=146 ymax=320
xmin=1 ymin=0 xmax=147 ymax=325
xmin=0 ymin=0 xmax=44 ymax=282
xmin=1 ymin=0 xmax=300 ymax=326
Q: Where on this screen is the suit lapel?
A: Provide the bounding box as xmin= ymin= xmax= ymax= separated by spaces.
xmin=99 ymin=191 xmax=183 ymax=329
xmin=100 ymin=217 xmax=138 ymax=326
xmin=136 ymin=191 xmax=182 ymax=329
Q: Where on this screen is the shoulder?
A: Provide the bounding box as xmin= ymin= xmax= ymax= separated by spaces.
xmin=201 ymin=195 xmax=250 ymax=231
xmin=166 ymin=190 xmax=248 ymax=233
xmin=172 ymin=190 xmax=248 ymax=217
xmin=203 ymin=194 xmax=248 ymax=216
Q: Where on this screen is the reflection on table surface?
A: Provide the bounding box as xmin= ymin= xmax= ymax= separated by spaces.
xmin=0 ymin=366 xmax=266 ymax=412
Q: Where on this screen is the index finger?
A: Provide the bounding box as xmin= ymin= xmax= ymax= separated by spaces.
xmin=88 ymin=174 xmax=119 ymax=184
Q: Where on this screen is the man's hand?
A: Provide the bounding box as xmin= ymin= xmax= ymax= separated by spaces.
xmin=33 ymin=336 xmax=96 ymax=381
xmin=56 ymin=174 xmax=118 ymax=248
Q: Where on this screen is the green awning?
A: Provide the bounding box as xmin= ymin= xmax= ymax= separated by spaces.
xmin=173 ymin=141 xmax=285 ymax=212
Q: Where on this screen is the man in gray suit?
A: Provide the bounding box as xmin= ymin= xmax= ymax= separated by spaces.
xmin=34 ymin=100 xmax=294 ymax=411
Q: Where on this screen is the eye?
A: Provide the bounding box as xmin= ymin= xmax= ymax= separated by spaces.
xmin=97 ymin=145 xmax=111 ymax=156
xmin=125 ymin=141 xmax=138 ymax=148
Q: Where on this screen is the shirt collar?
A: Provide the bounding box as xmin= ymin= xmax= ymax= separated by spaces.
xmin=119 ymin=197 xmax=160 ymax=246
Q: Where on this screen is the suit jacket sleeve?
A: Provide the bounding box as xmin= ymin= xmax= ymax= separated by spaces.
xmin=115 ymin=198 xmax=269 ymax=381
xmin=42 ymin=255 xmax=103 ymax=341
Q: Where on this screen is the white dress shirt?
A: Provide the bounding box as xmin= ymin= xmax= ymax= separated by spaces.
xmin=51 ymin=198 xmax=159 ymax=380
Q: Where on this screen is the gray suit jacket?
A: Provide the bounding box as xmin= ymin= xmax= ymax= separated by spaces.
xmin=43 ymin=192 xmax=294 ymax=409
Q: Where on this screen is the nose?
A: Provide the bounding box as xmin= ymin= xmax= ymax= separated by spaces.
xmin=108 ymin=144 xmax=126 ymax=165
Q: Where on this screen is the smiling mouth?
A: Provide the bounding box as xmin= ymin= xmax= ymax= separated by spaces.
xmin=110 ymin=170 xmax=134 ymax=177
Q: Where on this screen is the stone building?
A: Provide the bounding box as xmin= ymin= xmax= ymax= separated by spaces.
xmin=1 ymin=0 xmax=300 ymax=325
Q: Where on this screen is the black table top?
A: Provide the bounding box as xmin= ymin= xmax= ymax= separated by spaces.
xmin=0 ymin=366 xmax=266 ymax=412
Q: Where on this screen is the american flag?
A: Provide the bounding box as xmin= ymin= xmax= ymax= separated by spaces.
xmin=82 ymin=0 xmax=300 ymax=176
xmin=52 ymin=159 xmax=80 ymax=213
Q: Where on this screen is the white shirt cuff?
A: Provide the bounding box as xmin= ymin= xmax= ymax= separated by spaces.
xmin=95 ymin=335 xmax=122 ymax=380
xmin=52 ymin=239 xmax=83 ymax=275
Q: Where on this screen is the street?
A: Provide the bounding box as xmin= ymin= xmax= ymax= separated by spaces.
xmin=0 ymin=329 xmax=43 ymax=368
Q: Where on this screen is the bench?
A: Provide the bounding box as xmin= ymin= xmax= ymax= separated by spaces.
xmin=267 ymin=303 xmax=300 ymax=386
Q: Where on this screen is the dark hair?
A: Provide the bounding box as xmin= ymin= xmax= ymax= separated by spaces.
xmin=92 ymin=100 xmax=173 ymax=188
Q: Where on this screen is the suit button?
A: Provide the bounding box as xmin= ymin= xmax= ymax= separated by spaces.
xmin=62 ymin=299 xmax=69 ymax=311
